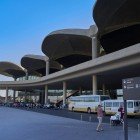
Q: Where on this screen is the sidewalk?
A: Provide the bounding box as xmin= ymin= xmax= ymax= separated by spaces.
xmin=0 ymin=107 xmax=139 ymax=140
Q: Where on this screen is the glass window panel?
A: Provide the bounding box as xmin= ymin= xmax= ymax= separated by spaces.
xmin=113 ymin=102 xmax=119 ymax=107
xmin=127 ymin=102 xmax=133 ymax=108
xmin=134 ymin=102 xmax=139 ymax=107
xmin=94 ymin=97 xmax=99 ymax=102
xmin=106 ymin=102 xmax=112 ymax=107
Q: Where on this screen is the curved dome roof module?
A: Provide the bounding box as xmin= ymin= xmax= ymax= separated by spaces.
xmin=41 ymin=28 xmax=98 ymax=68
xmin=21 ymin=54 xmax=61 ymax=76
xmin=0 ymin=61 xmax=26 ymax=79
xmin=93 ymin=0 xmax=140 ymax=53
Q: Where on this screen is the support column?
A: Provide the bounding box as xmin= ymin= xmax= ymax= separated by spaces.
xmin=44 ymin=85 xmax=48 ymax=104
xmin=90 ymin=26 xmax=99 ymax=95
xmin=92 ymin=36 xmax=98 ymax=95
xmin=25 ymin=70 xmax=28 ymax=80
xmin=46 ymin=60 xmax=49 ymax=75
xmin=92 ymin=37 xmax=98 ymax=59
xmin=102 ymin=84 xmax=106 ymax=95
xmin=92 ymin=75 xmax=97 ymax=95
xmin=46 ymin=57 xmax=49 ymax=76
xmin=13 ymin=91 xmax=16 ymax=103
xmin=63 ymin=81 xmax=67 ymax=106
xmin=13 ymin=78 xmax=16 ymax=103
xmin=24 ymin=70 xmax=28 ymax=102
xmin=5 ymin=87 xmax=8 ymax=103
xmin=41 ymin=91 xmax=45 ymax=104
xmin=79 ymin=87 xmax=82 ymax=95
xmin=45 ymin=57 xmax=49 ymax=104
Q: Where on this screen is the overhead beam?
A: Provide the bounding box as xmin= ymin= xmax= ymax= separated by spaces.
xmin=0 ymin=44 xmax=139 ymax=90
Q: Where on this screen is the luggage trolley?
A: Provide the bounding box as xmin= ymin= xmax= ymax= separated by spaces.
xmin=110 ymin=112 xmax=123 ymax=126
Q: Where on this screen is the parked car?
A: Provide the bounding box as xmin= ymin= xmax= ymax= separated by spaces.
xmin=35 ymin=103 xmax=43 ymax=108
xmin=13 ymin=102 xmax=20 ymax=107
xmin=5 ymin=102 xmax=13 ymax=107
xmin=27 ymin=103 xmax=36 ymax=108
xmin=43 ymin=103 xmax=55 ymax=109
xmin=19 ymin=102 xmax=26 ymax=107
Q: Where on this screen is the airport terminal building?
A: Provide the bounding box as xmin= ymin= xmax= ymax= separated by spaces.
xmin=0 ymin=0 xmax=140 ymax=105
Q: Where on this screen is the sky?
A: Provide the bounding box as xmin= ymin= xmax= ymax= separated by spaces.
xmin=0 ymin=0 xmax=95 ymax=96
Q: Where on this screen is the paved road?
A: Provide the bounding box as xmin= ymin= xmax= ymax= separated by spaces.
xmin=0 ymin=107 xmax=140 ymax=140
xmin=18 ymin=107 xmax=140 ymax=129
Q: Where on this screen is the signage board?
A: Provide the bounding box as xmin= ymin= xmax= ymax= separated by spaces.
xmin=123 ymin=77 xmax=140 ymax=100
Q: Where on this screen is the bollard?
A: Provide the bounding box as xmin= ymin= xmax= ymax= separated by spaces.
xmin=138 ymin=124 xmax=140 ymax=132
xmin=110 ymin=119 xmax=112 ymax=127
xmin=89 ymin=116 xmax=92 ymax=122
xmin=80 ymin=114 xmax=83 ymax=121
xmin=123 ymin=122 xmax=124 ymax=131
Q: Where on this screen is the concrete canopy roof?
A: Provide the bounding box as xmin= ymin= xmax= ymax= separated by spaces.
xmin=21 ymin=54 xmax=61 ymax=76
xmin=0 ymin=62 xmax=25 ymax=79
xmin=93 ymin=0 xmax=140 ymax=53
xmin=42 ymin=27 xmax=97 ymax=68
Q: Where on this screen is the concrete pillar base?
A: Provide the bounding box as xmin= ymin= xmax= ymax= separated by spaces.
xmin=45 ymin=85 xmax=48 ymax=104
xmin=63 ymin=81 xmax=67 ymax=106
xmin=92 ymin=75 xmax=97 ymax=95
xmin=5 ymin=87 xmax=8 ymax=103
xmin=102 ymin=84 xmax=106 ymax=95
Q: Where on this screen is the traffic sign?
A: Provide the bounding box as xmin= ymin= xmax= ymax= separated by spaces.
xmin=123 ymin=77 xmax=140 ymax=100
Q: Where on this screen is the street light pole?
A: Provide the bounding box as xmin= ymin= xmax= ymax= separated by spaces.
xmin=124 ymin=99 xmax=128 ymax=140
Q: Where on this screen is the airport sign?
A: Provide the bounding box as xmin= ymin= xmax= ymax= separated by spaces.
xmin=123 ymin=77 xmax=140 ymax=100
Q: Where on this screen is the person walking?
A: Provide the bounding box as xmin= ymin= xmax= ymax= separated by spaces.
xmin=96 ymin=104 xmax=104 ymax=132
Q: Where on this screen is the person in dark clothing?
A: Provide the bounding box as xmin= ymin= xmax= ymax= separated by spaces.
xmin=118 ymin=105 xmax=124 ymax=120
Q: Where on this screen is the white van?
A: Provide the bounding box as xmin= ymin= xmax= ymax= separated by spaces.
xmin=102 ymin=100 xmax=140 ymax=116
